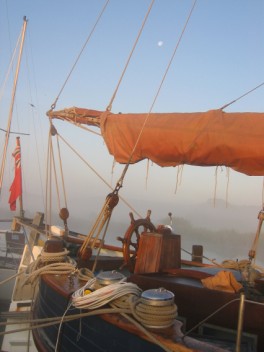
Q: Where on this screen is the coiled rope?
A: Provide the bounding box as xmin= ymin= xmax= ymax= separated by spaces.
xmin=22 ymin=248 xmax=76 ymax=286
xmin=77 ymin=267 xmax=95 ymax=281
xmin=71 ymin=278 xmax=178 ymax=330
xmin=131 ymin=298 xmax=178 ymax=329
xmin=70 ymin=279 xmax=179 ymax=352
xmin=71 ymin=279 xmax=141 ymax=310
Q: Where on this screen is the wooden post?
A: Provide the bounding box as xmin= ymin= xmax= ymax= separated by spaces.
xmin=192 ymin=245 xmax=203 ymax=263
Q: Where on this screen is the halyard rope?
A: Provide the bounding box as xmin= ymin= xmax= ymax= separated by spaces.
xmin=106 ymin=0 xmax=155 ymax=112
xmin=114 ymin=0 xmax=198 ymax=189
xmin=49 ymin=0 xmax=110 ymax=111
xmin=56 ymin=132 xmax=142 ymax=218
xmin=220 ymin=81 xmax=264 ymax=110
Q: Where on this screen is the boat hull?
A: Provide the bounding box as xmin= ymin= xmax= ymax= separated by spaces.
xmin=33 ymin=275 xmax=183 ymax=352
xmin=129 ymin=271 xmax=264 ymax=352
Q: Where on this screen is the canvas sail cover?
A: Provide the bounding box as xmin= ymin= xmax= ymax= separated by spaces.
xmin=49 ymin=108 xmax=264 ymax=176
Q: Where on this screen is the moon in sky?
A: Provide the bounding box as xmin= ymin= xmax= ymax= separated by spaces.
xmin=157 ymin=41 xmax=163 ymax=47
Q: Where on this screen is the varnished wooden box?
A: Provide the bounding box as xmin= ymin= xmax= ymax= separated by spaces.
xmin=134 ymin=232 xmax=181 ymax=274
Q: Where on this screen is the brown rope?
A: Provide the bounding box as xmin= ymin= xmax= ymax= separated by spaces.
xmin=79 ymin=194 xmax=117 ymax=259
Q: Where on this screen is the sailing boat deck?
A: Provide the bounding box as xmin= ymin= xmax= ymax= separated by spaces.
xmin=32 ymin=271 xmax=231 ymax=352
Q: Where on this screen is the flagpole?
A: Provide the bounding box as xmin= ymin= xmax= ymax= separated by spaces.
xmin=0 ymin=16 xmax=28 ymax=197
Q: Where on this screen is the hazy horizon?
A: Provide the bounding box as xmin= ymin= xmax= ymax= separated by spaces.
xmin=1 ymin=193 xmax=263 ymax=266
xmin=1 ymin=2 xmax=264 ymax=268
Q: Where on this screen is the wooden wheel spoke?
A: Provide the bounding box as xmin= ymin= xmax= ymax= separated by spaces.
xmin=130 ymin=242 xmax=138 ymax=250
xmin=134 ymin=229 xmax=141 ymax=239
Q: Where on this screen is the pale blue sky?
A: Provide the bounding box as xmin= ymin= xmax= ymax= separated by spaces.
xmin=0 ymin=0 xmax=264 ymax=233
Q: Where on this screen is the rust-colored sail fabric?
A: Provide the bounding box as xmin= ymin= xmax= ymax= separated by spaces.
xmin=201 ymin=271 xmax=243 ymax=293
xmin=100 ymin=109 xmax=264 ymax=176
xmin=49 ymin=108 xmax=264 ymax=176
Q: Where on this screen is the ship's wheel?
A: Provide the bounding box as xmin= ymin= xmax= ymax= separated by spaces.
xmin=118 ymin=211 xmax=156 ymax=272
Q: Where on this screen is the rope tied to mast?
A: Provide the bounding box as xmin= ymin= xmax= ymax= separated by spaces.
xmin=45 ymin=120 xmax=70 ymax=237
xmin=45 ymin=0 xmax=198 ymax=270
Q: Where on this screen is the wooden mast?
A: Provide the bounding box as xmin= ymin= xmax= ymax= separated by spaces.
xmin=0 ymin=16 xmax=28 ymax=197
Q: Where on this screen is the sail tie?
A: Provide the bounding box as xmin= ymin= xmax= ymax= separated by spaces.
xmin=248 ymin=207 xmax=264 ymax=263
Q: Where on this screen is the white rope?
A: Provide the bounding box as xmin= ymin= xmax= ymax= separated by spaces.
xmin=72 ymin=280 xmax=141 ymax=310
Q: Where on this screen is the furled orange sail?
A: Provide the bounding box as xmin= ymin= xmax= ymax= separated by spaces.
xmin=48 ymin=107 xmax=264 ymax=176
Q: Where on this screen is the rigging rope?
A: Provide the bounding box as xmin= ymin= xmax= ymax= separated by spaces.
xmin=45 ymin=132 xmax=52 ymax=234
xmin=106 ymin=0 xmax=155 ymax=112
xmin=78 ymin=193 xmax=118 ymax=266
xmin=57 ymin=116 xmax=101 ymax=136
xmin=0 ymin=30 xmax=22 ymax=102
xmin=50 ymin=0 xmax=110 ymax=111
xmin=248 ymin=207 xmax=264 ymax=263
xmin=0 ymin=18 xmax=27 ymax=196
xmin=45 ymin=124 xmax=70 ymax=234
xmin=114 ymin=0 xmax=198 ymax=190
xmin=220 ymin=81 xmax=264 ymax=110
xmin=45 ymin=1 xmax=198 ymax=269
xmin=55 ymin=1 xmax=197 ymax=267
xmin=55 ymin=133 xmax=68 ymax=209
xmin=57 ymin=132 xmax=142 ymax=218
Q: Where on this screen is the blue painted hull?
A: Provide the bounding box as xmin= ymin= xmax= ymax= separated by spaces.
xmin=33 ymin=277 xmax=166 ymax=352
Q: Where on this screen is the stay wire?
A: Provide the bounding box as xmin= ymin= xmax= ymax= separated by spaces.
xmin=57 ymin=132 xmax=142 ymax=218
xmin=50 ymin=0 xmax=110 ymax=111
xmin=0 ymin=31 xmax=21 ymax=102
xmin=116 ymin=0 xmax=198 ymax=188
xmin=106 ymin=0 xmax=155 ymax=112
xmin=220 ymin=81 xmax=264 ymax=110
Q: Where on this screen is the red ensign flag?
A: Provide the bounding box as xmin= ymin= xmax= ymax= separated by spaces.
xmin=8 ymin=138 xmax=22 ymax=211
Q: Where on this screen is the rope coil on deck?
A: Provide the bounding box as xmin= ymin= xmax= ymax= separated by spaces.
xmin=23 ymin=248 xmax=76 ymax=286
xmin=77 ymin=267 xmax=95 ymax=281
xmin=131 ymin=298 xmax=178 ymax=329
xmin=69 ymin=277 xmax=179 ymax=352
xmin=71 ymin=277 xmax=178 ymax=330
xmin=39 ymin=248 xmax=69 ymax=262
